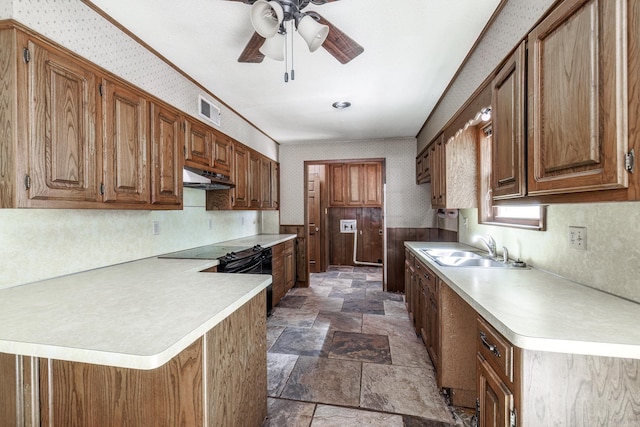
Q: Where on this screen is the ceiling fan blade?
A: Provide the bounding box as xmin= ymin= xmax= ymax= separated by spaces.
xmin=238 ymin=32 xmax=266 ymax=63
xmin=307 ymin=11 xmax=363 ymax=64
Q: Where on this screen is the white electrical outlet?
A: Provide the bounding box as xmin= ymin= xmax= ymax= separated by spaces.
xmin=569 ymin=226 xmax=587 ymax=250
xmin=153 ymin=221 xmax=160 ymax=235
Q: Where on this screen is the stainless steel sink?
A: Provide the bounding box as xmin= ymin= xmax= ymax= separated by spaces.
xmin=420 ymin=248 xmax=528 ymax=269
xmin=420 ymin=249 xmax=484 ymax=259
xmin=434 ymin=257 xmax=510 ymax=268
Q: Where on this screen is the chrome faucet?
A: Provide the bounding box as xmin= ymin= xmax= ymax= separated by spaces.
xmin=474 ymin=234 xmax=497 ymax=258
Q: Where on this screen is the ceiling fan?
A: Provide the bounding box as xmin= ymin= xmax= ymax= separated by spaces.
xmin=227 ymin=0 xmax=364 ymax=65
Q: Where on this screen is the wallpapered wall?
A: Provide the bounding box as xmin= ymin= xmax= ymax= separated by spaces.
xmin=419 ymin=0 xmax=556 ymax=150
xmin=278 ymin=138 xmax=440 ymax=229
xmin=0 ymin=0 xmax=279 ymax=289
xmin=0 ymin=0 xmax=277 ymax=159
xmin=419 ymin=0 xmax=640 ymax=303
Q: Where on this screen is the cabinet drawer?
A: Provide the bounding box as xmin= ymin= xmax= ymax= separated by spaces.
xmin=477 ymin=317 xmax=513 ymax=383
xmin=415 ymin=261 xmax=436 ymax=293
xmin=284 ymin=239 xmax=294 ymax=251
xmin=405 ymin=249 xmax=415 ymax=268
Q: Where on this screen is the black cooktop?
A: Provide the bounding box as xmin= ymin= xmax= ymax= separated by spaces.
xmin=158 ymin=245 xmax=252 ymax=260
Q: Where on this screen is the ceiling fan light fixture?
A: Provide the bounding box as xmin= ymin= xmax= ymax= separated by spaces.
xmin=259 ymin=32 xmax=286 ymax=61
xmin=250 ymin=0 xmax=284 ymax=38
xmin=297 ymin=14 xmax=329 ymax=52
xmin=332 ymin=101 xmax=351 ymax=109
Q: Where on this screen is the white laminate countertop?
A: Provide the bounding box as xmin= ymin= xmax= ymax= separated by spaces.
xmin=405 ymin=242 xmax=640 ymax=360
xmin=217 ymin=233 xmax=297 ymax=248
xmin=0 ymin=257 xmax=271 ymax=370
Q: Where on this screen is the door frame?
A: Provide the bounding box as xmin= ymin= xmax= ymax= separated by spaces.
xmin=303 ymin=158 xmax=387 ymax=287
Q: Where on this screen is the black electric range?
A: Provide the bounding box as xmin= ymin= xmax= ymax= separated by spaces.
xmin=159 ymin=244 xmax=274 ymax=315
xmin=158 ymin=245 xmax=253 ymax=260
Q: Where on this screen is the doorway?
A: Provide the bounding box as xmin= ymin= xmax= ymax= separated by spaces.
xmin=304 ymin=159 xmax=386 ymax=284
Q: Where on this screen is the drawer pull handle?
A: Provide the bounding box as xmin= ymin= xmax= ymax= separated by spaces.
xmin=480 ymin=331 xmax=501 ymax=358
xmin=423 ymin=273 xmax=429 ymax=280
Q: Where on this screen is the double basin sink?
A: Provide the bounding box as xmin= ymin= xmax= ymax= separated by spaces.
xmin=420 ymin=248 xmax=527 ymax=269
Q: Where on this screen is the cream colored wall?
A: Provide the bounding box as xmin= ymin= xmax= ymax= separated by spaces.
xmin=0 ymin=0 xmax=281 ymax=289
xmin=419 ymin=0 xmax=556 ymax=151
xmin=0 ymin=191 xmax=282 ymax=290
xmin=459 ymin=203 xmax=640 ymax=303
xmin=278 ymin=138 xmax=436 ymax=228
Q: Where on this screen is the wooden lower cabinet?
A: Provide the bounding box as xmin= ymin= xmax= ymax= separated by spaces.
xmin=405 ymin=250 xmax=640 ymax=426
xmin=272 ymin=240 xmax=296 ymax=306
xmin=477 ymin=354 xmax=514 ymax=427
xmin=0 ymin=291 xmax=267 ymax=427
xmin=272 ymin=243 xmax=285 ymax=305
xmin=284 ymin=239 xmax=295 ymax=291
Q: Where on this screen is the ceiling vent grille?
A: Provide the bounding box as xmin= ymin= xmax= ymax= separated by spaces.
xmin=198 ymin=95 xmax=220 ymax=126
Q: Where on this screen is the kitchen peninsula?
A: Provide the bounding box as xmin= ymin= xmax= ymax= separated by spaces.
xmin=0 ymin=235 xmax=297 ymax=426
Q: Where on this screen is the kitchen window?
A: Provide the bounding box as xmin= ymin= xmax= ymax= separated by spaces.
xmin=477 ymin=122 xmax=546 ymax=230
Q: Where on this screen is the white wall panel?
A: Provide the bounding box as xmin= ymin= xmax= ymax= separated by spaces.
xmin=279 ymin=138 xmax=436 ymax=228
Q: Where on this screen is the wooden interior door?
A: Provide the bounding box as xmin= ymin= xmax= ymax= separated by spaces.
xmin=307 ymin=173 xmax=321 ymax=273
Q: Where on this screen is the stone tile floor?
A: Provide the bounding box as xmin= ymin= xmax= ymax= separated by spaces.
xmin=263 ymin=266 xmax=473 ymax=427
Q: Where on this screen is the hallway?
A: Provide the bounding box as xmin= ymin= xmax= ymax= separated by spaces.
xmin=263 ymin=266 xmax=466 ymax=426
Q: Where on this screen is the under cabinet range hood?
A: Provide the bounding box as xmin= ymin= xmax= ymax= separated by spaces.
xmin=183 ymin=167 xmax=234 ymax=190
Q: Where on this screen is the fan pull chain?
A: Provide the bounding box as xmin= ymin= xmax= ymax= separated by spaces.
xmin=284 ymin=26 xmax=289 ymax=82
xmin=290 ymin=20 xmax=295 ymax=80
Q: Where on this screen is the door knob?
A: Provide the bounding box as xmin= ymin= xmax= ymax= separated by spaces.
xmin=315 ymin=227 xmax=319 ymax=232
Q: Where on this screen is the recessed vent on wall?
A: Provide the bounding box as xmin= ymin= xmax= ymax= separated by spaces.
xmin=199 ymin=95 xmax=220 ymax=126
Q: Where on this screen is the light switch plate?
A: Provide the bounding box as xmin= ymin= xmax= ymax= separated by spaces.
xmin=340 ymin=219 xmax=357 ymax=233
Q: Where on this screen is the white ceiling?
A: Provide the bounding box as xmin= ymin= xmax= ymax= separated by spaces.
xmin=86 ymin=0 xmax=501 ymax=145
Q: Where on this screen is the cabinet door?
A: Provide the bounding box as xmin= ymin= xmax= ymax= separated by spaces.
xmin=272 ymin=243 xmax=285 ymax=305
xmin=231 ymin=144 xmax=249 ymax=208
xmin=249 ymin=151 xmax=261 ymax=209
xmin=527 ymin=0 xmax=628 ymax=195
xmin=477 ymin=354 xmax=514 ymax=427
xmin=428 ymin=286 xmax=439 ymax=368
xmin=150 ymin=103 xmax=182 ymax=206
xmin=102 ymin=78 xmax=149 ymax=204
xmin=284 ymin=241 xmax=295 ymax=291
xmin=362 ymin=162 xmax=382 ymax=206
xmin=329 ymin=164 xmax=347 ymax=206
xmin=184 ymin=118 xmax=212 ymax=169
xmin=346 ymin=164 xmax=364 ymax=205
xmin=429 ymin=136 xmax=446 ymax=208
xmin=492 ymin=41 xmax=526 ymax=199
xmin=260 ymin=156 xmax=271 ymax=208
xmin=212 ymin=132 xmax=232 ymax=176
xmin=25 ymin=39 xmax=100 ymax=204
xmin=270 ymin=161 xmax=279 ymax=210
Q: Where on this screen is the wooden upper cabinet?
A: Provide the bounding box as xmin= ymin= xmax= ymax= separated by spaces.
xmin=362 ymin=162 xmax=382 ymax=206
xmin=492 ymin=41 xmax=526 ymax=200
xmin=212 ymin=131 xmax=232 ymax=176
xmin=184 ymin=118 xmax=212 ymax=170
xmin=329 ymin=164 xmax=347 ymax=206
xmin=150 ymin=102 xmax=182 ymax=206
xmin=24 ymin=38 xmax=101 ymax=204
xmin=346 ymin=163 xmax=365 ymax=205
xmin=430 ymin=130 xmax=477 ymax=209
xmin=329 ymin=162 xmax=382 ymax=207
xmin=231 ymin=143 xmax=249 ymax=208
xmin=249 ymin=151 xmax=261 ymax=209
xmin=416 ymin=148 xmax=431 ymax=184
xmin=270 ymin=161 xmax=279 ymax=210
xmin=102 ymin=78 xmax=149 ymax=204
xmin=527 ymin=0 xmax=629 ymax=195
xmin=260 ymin=156 xmax=271 ymax=208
